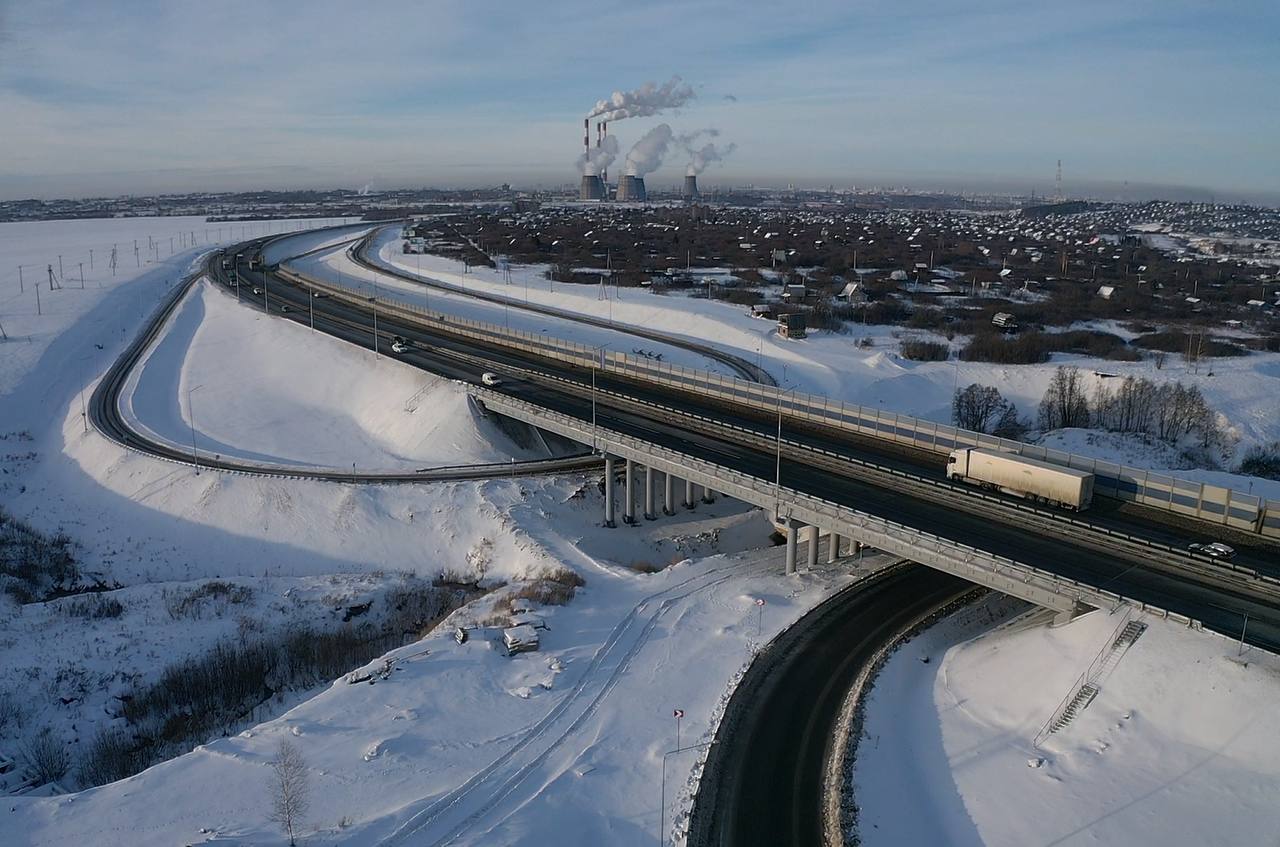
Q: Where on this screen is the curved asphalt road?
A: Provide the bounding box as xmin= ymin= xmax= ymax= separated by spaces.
xmin=349 ymin=227 xmax=777 ymax=385
xmin=88 ymin=233 xmax=601 ymax=482
xmin=687 ymin=564 xmax=972 ymax=847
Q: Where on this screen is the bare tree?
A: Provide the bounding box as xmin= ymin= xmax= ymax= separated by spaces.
xmin=1038 ymin=366 xmax=1091 ymax=430
xmin=268 ymin=740 xmax=310 ymax=846
xmin=953 ymin=383 xmax=1007 ymax=433
xmin=992 ymin=403 xmax=1028 ymax=440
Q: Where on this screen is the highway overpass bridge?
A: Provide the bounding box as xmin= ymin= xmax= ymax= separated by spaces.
xmin=104 ymin=233 xmax=1280 ymax=650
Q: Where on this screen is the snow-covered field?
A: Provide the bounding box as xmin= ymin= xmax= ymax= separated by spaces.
xmin=2 ymin=215 xmax=868 ymax=845
xmin=5 ymin=215 xmax=1279 ymax=846
xmin=854 ymin=603 xmax=1280 ymax=846
xmin=120 ymin=278 xmax=543 ymax=470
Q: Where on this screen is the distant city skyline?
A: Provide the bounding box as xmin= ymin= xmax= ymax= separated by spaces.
xmin=2 ymin=1 xmax=1277 ymax=204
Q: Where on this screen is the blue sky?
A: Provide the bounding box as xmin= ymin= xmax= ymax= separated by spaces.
xmin=1 ymin=0 xmax=1277 ymax=202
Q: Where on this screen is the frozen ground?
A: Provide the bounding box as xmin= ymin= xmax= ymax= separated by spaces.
xmin=119 ymin=278 xmax=543 ymax=470
xmin=372 ymin=229 xmax=1280 ymax=479
xmin=6 ymin=537 xmax=886 ymax=847
xmin=853 ymin=604 xmax=1280 ymax=846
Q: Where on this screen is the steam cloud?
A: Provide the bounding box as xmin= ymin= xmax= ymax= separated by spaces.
xmin=588 ymin=76 xmax=695 ymax=122
xmin=678 ymin=129 xmax=736 ymax=175
xmin=624 ymin=124 xmax=674 ymax=176
xmin=577 ymin=133 xmax=619 ymax=175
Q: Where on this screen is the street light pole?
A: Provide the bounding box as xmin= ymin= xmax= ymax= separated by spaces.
xmin=188 ymin=384 xmax=203 ymax=475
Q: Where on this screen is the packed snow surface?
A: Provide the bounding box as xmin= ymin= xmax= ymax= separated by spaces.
xmin=854 ymin=606 xmax=1280 ymax=846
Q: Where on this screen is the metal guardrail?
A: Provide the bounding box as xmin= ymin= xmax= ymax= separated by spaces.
xmin=89 ymin=234 xmax=602 ymax=484
xmin=277 ymin=260 xmax=1279 ymax=539
xmin=473 ymin=386 xmax=1215 ymax=627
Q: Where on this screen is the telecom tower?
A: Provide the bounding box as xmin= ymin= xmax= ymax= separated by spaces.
xmin=1055 ymin=159 xmax=1063 ymax=201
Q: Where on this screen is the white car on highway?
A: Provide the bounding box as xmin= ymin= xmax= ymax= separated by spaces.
xmin=481 ymin=372 xmax=502 ymax=386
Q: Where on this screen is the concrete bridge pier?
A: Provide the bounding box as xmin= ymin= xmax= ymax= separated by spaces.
xmin=684 ymin=479 xmax=696 ymax=509
xmin=663 ymin=472 xmax=676 ymax=516
xmin=603 ymin=456 xmax=617 ymax=528
xmin=702 ymin=487 xmax=716 ymax=505
xmin=828 ymin=532 xmax=843 ymax=563
xmin=624 ymin=458 xmax=637 ymax=525
xmin=806 ymin=525 xmax=820 ymax=569
xmin=644 ymin=465 xmax=657 ymax=520
xmin=784 ymin=518 xmax=798 ymax=575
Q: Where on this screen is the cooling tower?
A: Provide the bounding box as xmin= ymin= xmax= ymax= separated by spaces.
xmin=616 ymin=174 xmax=647 ymax=202
xmin=683 ymin=174 xmax=699 ymax=199
xmin=580 ymin=173 xmax=606 ymax=201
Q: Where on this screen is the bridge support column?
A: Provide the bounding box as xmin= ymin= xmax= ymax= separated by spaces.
xmin=828 ymin=532 xmax=842 ymax=563
xmin=684 ymin=479 xmax=696 ymax=509
xmin=644 ymin=465 xmax=656 ymax=520
xmin=702 ymin=487 xmax=715 ymax=504
xmin=624 ymin=458 xmax=637 ymax=525
xmin=806 ymin=525 xmax=820 ymax=569
xmin=784 ymin=519 xmax=798 ymax=575
xmin=1053 ymin=603 xmax=1088 ymax=627
xmin=851 ymin=539 xmax=864 ymax=556
xmin=663 ymin=472 xmax=676 ymax=516
xmin=603 ymin=456 xmax=616 ymax=528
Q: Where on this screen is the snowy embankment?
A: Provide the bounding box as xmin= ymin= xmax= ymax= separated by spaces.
xmin=6 ymin=477 xmax=877 ymax=846
xmin=118 ymin=278 xmax=543 ymax=470
xmin=853 ymin=605 xmax=1280 ymax=846
xmin=259 ymin=223 xmax=375 ymax=265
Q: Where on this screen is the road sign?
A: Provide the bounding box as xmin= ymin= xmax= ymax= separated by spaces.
xmin=755 ymin=598 xmax=765 ymax=607
xmin=673 ymin=709 xmax=684 ymax=719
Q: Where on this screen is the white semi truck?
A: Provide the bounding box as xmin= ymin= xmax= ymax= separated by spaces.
xmin=947 ymin=447 xmax=1094 ymax=511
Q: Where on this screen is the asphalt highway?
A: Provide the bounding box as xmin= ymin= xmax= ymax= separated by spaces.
xmin=224 ymin=254 xmax=1280 ymax=649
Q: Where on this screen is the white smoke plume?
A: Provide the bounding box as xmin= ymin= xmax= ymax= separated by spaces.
xmin=577 ymin=133 xmax=619 ymax=175
xmin=624 ymin=124 xmax=674 ymax=176
xmin=677 ymin=129 xmax=736 ymax=175
xmin=587 ymin=76 xmax=695 ymax=122
xmin=686 ymin=141 xmax=736 ymax=175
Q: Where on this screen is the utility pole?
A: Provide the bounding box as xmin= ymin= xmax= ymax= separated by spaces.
xmin=79 ymin=262 xmax=85 ymax=288
xmin=188 ymin=385 xmax=203 ymax=474
xmin=17 ymin=265 xmax=23 ymax=293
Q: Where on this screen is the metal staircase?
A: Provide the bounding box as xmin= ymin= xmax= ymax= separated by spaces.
xmin=1034 ymin=613 xmax=1147 ymax=747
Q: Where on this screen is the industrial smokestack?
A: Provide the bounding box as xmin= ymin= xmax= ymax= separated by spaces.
xmin=683 ymin=174 xmax=699 ymax=199
xmin=584 ymin=118 xmax=590 ymax=163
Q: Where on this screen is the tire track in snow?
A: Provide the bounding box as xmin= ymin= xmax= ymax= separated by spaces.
xmin=378 ymin=549 xmax=782 ymax=846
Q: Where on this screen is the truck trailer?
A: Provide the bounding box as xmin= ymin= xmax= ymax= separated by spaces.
xmin=947 ymin=447 xmax=1094 ymax=511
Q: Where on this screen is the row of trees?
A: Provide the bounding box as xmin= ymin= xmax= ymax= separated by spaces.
xmin=1038 ymin=366 xmax=1223 ymax=448
xmin=954 ymin=367 xmax=1224 ymax=454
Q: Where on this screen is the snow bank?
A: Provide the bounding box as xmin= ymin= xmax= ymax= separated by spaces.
xmin=120 ymin=279 xmax=540 ymax=470
xmin=854 ymin=606 xmax=1280 ymax=846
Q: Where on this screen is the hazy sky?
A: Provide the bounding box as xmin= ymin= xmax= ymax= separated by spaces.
xmin=2 ymin=0 xmax=1277 ymax=202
